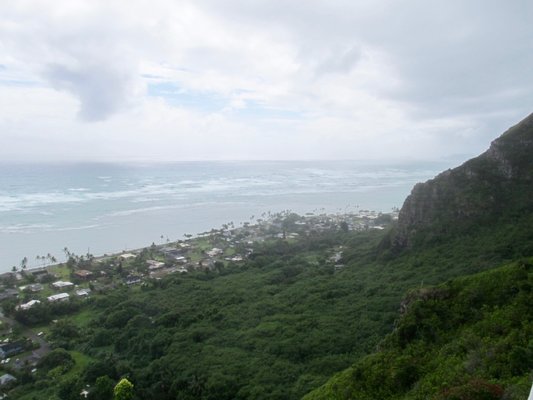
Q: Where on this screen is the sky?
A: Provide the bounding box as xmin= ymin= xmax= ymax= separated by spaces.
xmin=0 ymin=0 xmax=532 ymax=162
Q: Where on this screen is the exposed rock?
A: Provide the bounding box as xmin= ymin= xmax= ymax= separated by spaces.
xmin=392 ymin=113 xmax=533 ymax=249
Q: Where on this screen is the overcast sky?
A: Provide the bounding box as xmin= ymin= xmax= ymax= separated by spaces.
xmin=0 ymin=0 xmax=532 ymax=162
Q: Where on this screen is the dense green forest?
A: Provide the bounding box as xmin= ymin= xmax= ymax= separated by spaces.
xmin=304 ymin=260 xmax=532 ymax=400
xmin=5 ymin=210 xmax=532 ymax=400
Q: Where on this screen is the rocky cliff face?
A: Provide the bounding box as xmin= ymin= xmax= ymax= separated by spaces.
xmin=392 ymin=113 xmax=533 ymax=249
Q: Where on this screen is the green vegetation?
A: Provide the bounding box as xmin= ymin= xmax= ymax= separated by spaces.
xmin=4 ymin=212 xmax=532 ymax=399
xmin=114 ymin=378 xmax=134 ymax=400
xmin=2 ymin=115 xmax=533 ymax=399
xmin=304 ymin=260 xmax=532 ymax=400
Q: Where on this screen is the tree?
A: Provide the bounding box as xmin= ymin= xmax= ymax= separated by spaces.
xmin=20 ymin=256 xmax=28 ymax=271
xmin=89 ymin=376 xmax=115 ymax=400
xmin=114 ymin=378 xmax=134 ymax=400
xmin=38 ymin=348 xmax=74 ymax=372
xmin=340 ymin=221 xmax=349 ymax=233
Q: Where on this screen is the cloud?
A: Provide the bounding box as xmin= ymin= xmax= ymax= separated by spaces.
xmin=45 ymin=63 xmax=140 ymax=121
xmin=0 ymin=1 xmax=144 ymax=121
xmin=0 ymin=0 xmax=532 ymax=161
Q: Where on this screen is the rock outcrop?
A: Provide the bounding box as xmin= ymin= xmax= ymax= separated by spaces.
xmin=392 ymin=113 xmax=533 ymax=249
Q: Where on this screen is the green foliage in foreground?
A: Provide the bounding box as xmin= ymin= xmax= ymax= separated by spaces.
xmin=304 ymin=260 xmax=533 ymax=400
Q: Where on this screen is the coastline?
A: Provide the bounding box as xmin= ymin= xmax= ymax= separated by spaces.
xmin=0 ymin=160 xmax=444 ymax=272
xmin=6 ymin=209 xmax=396 ymax=279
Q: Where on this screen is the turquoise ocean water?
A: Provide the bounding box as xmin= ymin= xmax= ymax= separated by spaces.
xmin=0 ymin=161 xmax=450 ymax=271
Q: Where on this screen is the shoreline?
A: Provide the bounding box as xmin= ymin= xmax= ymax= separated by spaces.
xmin=0 ymin=160 xmax=440 ymax=272
xmin=7 ymin=209 xmax=397 ymax=276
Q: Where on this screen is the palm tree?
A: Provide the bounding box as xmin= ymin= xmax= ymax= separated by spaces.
xmin=20 ymin=257 xmax=28 ymax=271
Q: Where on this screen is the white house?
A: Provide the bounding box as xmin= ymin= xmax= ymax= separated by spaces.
xmin=52 ymin=281 xmax=74 ymax=290
xmin=18 ymin=300 xmax=41 ymax=310
xmin=147 ymin=260 xmax=165 ymax=270
xmin=206 ymin=248 xmax=223 ymax=257
xmin=47 ymin=293 xmax=70 ymax=302
xmin=75 ymin=289 xmax=90 ymax=297
xmin=119 ymin=253 xmax=136 ymax=260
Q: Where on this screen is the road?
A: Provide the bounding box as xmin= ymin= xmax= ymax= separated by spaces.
xmin=0 ymin=310 xmax=51 ymax=368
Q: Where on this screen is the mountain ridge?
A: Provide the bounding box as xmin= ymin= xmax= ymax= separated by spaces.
xmin=304 ymin=112 xmax=533 ymax=400
xmin=391 ymin=112 xmax=533 ymax=249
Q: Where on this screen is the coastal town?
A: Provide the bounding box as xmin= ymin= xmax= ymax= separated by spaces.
xmin=0 ymin=210 xmax=396 ymax=395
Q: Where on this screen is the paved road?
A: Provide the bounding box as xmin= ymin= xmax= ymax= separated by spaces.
xmin=0 ymin=310 xmax=51 ymax=368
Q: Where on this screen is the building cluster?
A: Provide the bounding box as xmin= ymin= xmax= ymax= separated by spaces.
xmin=0 ymin=210 xmax=395 ymax=306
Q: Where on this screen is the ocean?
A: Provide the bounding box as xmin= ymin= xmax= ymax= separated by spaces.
xmin=0 ymin=160 xmax=450 ymax=271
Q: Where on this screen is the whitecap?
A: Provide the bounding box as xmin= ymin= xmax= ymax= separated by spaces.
xmin=0 ymin=223 xmax=55 ymax=234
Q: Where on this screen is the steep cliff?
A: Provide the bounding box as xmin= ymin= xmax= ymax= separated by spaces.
xmin=392 ymin=113 xmax=533 ymax=249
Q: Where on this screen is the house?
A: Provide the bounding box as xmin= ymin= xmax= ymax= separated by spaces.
xmin=0 ymin=374 xmax=16 ymax=386
xmin=52 ymin=281 xmax=74 ymax=290
xmin=0 ymin=342 xmax=24 ymax=359
xmin=119 ymin=253 xmax=136 ymax=261
xmin=149 ymin=267 xmax=177 ymax=279
xmin=0 ymin=289 xmax=18 ymax=301
xmin=19 ymin=284 xmax=43 ymax=293
xmin=28 ymin=267 xmax=48 ymax=277
xmin=160 ymin=247 xmax=183 ymax=258
xmin=0 ymin=272 xmax=14 ymax=282
xmin=26 ymin=267 xmax=50 ymax=282
xmin=329 ymin=252 xmax=343 ymax=263
xmin=27 ymin=283 xmax=43 ymax=292
xmin=125 ymin=276 xmax=142 ymax=285
xmin=226 ymin=255 xmax=244 ymax=262
xmin=75 ymin=289 xmax=91 ymax=297
xmin=206 ymin=248 xmax=223 ymax=257
xmin=197 ymin=259 xmax=215 ymax=270
xmin=18 ymin=299 xmax=41 ymax=310
xmin=74 ymin=270 xmax=93 ymax=279
xmin=146 ymin=260 xmax=165 ymax=270
xmin=47 ymin=292 xmax=70 ymax=302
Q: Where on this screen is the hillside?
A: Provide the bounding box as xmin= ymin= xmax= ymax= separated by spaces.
xmin=7 ymin=207 xmax=531 ymax=400
xmin=391 ymin=113 xmax=533 ymax=249
xmin=305 ymin=114 xmax=533 ymax=400
xmin=2 ymin=114 xmax=533 ymax=399
xmin=303 ymin=260 xmax=533 ymax=400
